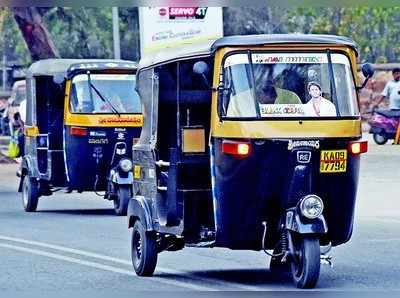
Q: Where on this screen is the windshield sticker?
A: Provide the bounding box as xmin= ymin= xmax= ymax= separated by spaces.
xmin=253 ymin=54 xmax=324 ymax=64
xmin=69 ymin=63 xmax=136 ymax=72
xmin=72 ymin=74 xmax=135 ymax=82
xmin=224 ymin=53 xmax=350 ymax=66
xmin=259 ymin=104 xmax=305 ymax=117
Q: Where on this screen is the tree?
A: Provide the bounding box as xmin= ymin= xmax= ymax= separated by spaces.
xmin=223 ymin=7 xmax=290 ymax=35
xmin=12 ymin=7 xmax=59 ymax=61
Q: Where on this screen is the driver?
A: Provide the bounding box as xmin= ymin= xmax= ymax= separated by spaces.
xmin=98 ymin=93 xmax=126 ymax=113
xmin=76 ymin=86 xmax=93 ymax=113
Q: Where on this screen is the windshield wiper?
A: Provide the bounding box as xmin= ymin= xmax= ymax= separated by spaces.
xmin=326 ymin=50 xmax=339 ymax=116
xmin=86 ymin=71 xmax=121 ymax=117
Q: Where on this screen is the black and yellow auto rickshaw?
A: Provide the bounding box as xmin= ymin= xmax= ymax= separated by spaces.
xmin=19 ymin=59 xmax=142 ymax=215
xmin=127 ymin=34 xmax=373 ymax=288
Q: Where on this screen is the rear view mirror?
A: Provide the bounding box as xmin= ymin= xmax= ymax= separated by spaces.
xmin=193 ymin=61 xmax=211 ymax=89
xmin=53 ymin=73 xmax=65 ymax=85
xmin=193 ymin=61 xmax=209 ymax=76
xmin=361 ymin=63 xmax=375 ymax=78
xmin=357 ymin=63 xmax=375 ymax=91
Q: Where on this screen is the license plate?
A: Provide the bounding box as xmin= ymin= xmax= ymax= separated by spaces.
xmin=320 ymin=150 xmax=347 ymax=173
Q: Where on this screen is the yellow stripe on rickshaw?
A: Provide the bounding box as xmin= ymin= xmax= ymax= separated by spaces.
xmin=212 ymin=119 xmax=361 ymax=139
xmin=64 ymin=113 xmax=143 ymax=127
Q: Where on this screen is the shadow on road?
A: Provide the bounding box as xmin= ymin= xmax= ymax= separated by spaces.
xmin=157 ymin=268 xmax=294 ymax=286
xmin=38 ymin=208 xmax=116 ymax=216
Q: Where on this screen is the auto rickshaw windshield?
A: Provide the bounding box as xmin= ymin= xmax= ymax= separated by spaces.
xmin=222 ymin=52 xmax=358 ymax=118
xmin=70 ymin=73 xmax=141 ymax=114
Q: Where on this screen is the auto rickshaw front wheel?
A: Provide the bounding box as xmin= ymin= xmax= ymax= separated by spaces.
xmin=113 ymin=185 xmax=131 ymax=216
xmin=22 ymin=177 xmax=39 ymax=212
xmin=131 ymin=220 xmax=158 ymax=276
xmin=290 ymin=235 xmax=320 ymax=289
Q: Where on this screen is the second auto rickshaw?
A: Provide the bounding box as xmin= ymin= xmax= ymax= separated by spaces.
xmin=19 ymin=59 xmax=142 ymax=215
xmin=127 ymin=34 xmax=373 ymax=288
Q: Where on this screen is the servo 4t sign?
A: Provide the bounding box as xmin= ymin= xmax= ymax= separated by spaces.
xmin=168 ymin=7 xmax=208 ymax=19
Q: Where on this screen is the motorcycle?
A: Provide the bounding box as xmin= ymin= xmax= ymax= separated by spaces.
xmin=368 ymin=108 xmax=400 ymax=145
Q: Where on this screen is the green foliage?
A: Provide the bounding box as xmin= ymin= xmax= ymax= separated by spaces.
xmin=2 ymin=7 xmax=400 ymax=65
xmin=41 ymin=7 xmax=140 ymax=61
xmin=224 ymin=7 xmax=400 ymax=63
xmin=286 ymin=7 xmax=400 ymax=62
xmin=119 ymin=8 xmax=140 ymax=61
xmin=0 ymin=9 xmax=31 ymax=65
xmin=43 ymin=7 xmax=114 ymax=59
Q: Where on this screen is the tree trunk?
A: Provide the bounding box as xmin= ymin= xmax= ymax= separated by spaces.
xmin=12 ymin=7 xmax=59 ymax=61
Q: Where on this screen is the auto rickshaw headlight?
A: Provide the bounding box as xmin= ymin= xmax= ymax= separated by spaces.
xmin=119 ymin=159 xmax=133 ymax=172
xmin=299 ymin=195 xmax=324 ymax=219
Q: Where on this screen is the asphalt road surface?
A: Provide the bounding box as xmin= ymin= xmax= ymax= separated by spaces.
xmin=1 ymin=135 xmax=399 ymax=292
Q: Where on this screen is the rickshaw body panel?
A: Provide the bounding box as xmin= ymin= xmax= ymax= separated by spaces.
xmin=210 ymin=137 xmax=360 ymax=249
xmin=63 ymin=125 xmax=140 ymax=190
xmin=211 ymin=119 xmax=361 ymax=139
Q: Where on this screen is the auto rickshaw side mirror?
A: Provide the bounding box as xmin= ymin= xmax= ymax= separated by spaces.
xmin=361 ymin=63 xmax=375 ymax=78
xmin=357 ymin=63 xmax=375 ymax=90
xmin=193 ymin=61 xmax=211 ymax=88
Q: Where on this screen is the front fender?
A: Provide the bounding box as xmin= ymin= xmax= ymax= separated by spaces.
xmin=110 ymin=169 xmax=133 ymax=185
xmin=127 ymin=195 xmax=154 ymax=231
xmin=18 ymin=155 xmax=38 ymax=192
xmin=286 ymin=208 xmax=328 ymax=234
xmin=22 ymin=155 xmax=39 ymax=178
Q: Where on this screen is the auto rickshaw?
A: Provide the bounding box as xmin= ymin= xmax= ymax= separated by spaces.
xmin=127 ymin=34 xmax=373 ymax=288
xmin=19 ymin=59 xmax=142 ymax=215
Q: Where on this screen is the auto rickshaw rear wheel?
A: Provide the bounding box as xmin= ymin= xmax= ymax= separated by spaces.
xmin=22 ymin=177 xmax=39 ymax=212
xmin=131 ymin=220 xmax=158 ymax=276
xmin=113 ymin=185 xmax=131 ymax=216
xmin=290 ymin=235 xmax=320 ymax=289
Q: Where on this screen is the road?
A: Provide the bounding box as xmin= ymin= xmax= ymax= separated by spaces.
xmin=0 ymin=135 xmax=399 ymax=292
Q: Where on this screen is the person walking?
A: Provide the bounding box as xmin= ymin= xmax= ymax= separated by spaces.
xmin=374 ymin=68 xmax=400 ymax=110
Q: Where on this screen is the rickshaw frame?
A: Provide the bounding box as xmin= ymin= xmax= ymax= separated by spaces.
xmin=20 ymin=58 xmax=141 ymax=215
xmin=128 ymin=34 xmax=371 ymax=288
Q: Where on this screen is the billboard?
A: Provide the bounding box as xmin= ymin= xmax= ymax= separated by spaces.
xmin=139 ymin=7 xmax=223 ymax=56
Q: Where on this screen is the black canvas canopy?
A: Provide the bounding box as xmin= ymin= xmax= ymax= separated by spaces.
xmin=27 ymin=59 xmax=137 ymax=78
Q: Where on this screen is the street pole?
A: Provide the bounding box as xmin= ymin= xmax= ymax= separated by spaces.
xmin=2 ymin=54 xmax=6 ymax=91
xmin=112 ymin=7 xmax=121 ymax=60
